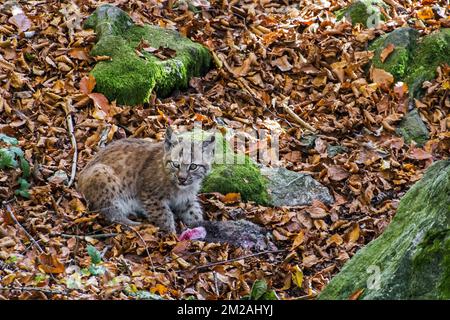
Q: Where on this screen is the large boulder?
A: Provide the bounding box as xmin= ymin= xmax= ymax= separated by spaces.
xmin=83 ymin=5 xmax=211 ymax=105
xmin=319 ymin=160 xmax=450 ymax=300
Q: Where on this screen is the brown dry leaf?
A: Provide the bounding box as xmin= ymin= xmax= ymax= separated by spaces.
xmin=271 ymin=55 xmax=293 ymax=72
xmin=327 ymin=234 xmax=344 ymax=246
xmin=8 ymin=13 xmax=31 ymax=32
xmin=88 ymin=93 xmax=110 ymax=114
xmin=222 ymin=193 xmax=241 ymax=204
xmin=80 ymin=75 xmax=96 ymax=94
xmin=380 ymin=43 xmax=395 ymax=63
xmin=371 ymin=68 xmax=394 ymax=87
xmin=407 ymin=148 xmax=433 ymax=160
xmin=327 ymin=165 xmax=349 ymax=181
xmin=417 ymin=7 xmax=435 ymax=20
xmin=38 ymin=253 xmax=65 ymax=274
xmin=69 ymin=48 xmax=90 ymax=61
xmin=349 ymin=288 xmax=364 ymax=300
xmin=290 ymin=230 xmax=305 ymax=251
xmin=347 ymin=224 xmax=360 ymax=243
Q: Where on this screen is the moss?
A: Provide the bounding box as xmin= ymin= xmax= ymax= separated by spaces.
xmin=202 ymin=157 xmax=270 ymax=205
xmin=335 ymin=0 xmax=387 ymax=27
xmin=318 ymin=160 xmax=450 ymax=300
xmin=369 ymin=28 xmax=419 ymax=80
xmin=84 ymin=4 xmax=211 ymax=105
xmin=410 ymin=230 xmax=450 ymax=299
xmin=405 ymin=28 xmax=450 ymax=97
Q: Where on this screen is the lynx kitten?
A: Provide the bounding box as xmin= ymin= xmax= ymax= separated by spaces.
xmin=77 ymin=127 xmax=215 ymax=233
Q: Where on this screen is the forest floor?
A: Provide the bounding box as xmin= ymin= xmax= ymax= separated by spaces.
xmin=0 ymin=0 xmax=448 ymax=299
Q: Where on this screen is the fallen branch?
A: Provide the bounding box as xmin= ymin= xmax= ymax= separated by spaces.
xmin=3 ymin=202 xmax=45 ymax=254
xmin=190 ymin=249 xmax=287 ymax=271
xmin=57 ymin=233 xmax=119 ymax=240
xmin=280 ymin=98 xmax=316 ymax=132
xmin=66 ymin=113 xmax=78 ymax=188
xmin=0 ymin=286 xmax=67 ymax=295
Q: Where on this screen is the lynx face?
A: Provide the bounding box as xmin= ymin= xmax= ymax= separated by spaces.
xmin=164 ymin=128 xmax=215 ymax=188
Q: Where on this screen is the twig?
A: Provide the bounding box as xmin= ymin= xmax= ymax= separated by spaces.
xmin=65 ymin=113 xmax=78 ymax=188
xmin=57 ymin=233 xmax=119 ymax=240
xmin=280 ymin=98 xmax=316 ymax=132
xmin=190 ymin=249 xmax=286 ymax=271
xmin=2 ymin=202 xmax=45 ymax=254
xmin=122 ymin=224 xmax=155 ymax=273
xmin=0 ymin=286 xmax=67 ymax=295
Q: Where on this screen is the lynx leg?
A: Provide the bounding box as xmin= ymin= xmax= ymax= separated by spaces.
xmin=141 ymin=199 xmax=176 ymax=233
xmin=175 ymin=200 xmax=204 ymax=226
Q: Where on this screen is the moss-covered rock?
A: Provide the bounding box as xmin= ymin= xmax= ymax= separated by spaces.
xmin=318 ymin=160 xmax=450 ymax=300
xmin=370 ymin=28 xmax=450 ymax=98
xmin=369 ymin=28 xmax=419 ymax=80
xmin=396 ymin=109 xmax=429 ymax=146
xmin=83 ymin=4 xmax=211 ymax=105
xmin=179 ymin=129 xmax=332 ymax=206
xmin=335 ymin=0 xmax=387 ymax=27
xmin=405 ymin=28 xmax=450 ymax=97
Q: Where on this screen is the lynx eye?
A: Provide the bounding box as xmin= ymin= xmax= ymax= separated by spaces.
xmin=189 ymin=164 xmax=198 ymax=171
xmin=170 ymin=161 xmax=180 ymax=169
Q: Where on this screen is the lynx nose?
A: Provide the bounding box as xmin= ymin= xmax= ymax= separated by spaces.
xmin=178 ymin=177 xmax=187 ymax=184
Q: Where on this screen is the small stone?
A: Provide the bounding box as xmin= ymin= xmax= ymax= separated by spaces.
xmin=397 ymin=109 xmax=429 ymax=146
xmin=260 ymin=167 xmax=334 ymax=207
xmin=48 ymin=170 xmax=68 ymax=185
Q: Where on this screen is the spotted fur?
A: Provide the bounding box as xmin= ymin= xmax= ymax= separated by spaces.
xmin=77 ymin=127 xmax=215 ymax=233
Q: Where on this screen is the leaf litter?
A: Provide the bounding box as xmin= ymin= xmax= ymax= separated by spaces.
xmin=0 ymin=0 xmax=449 ymax=300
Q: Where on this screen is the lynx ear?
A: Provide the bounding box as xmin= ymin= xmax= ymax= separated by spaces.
xmin=202 ymin=134 xmax=216 ymax=154
xmin=164 ymin=126 xmax=178 ymax=151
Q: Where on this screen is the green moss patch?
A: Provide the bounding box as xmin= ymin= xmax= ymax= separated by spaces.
xmin=83 ymin=4 xmax=211 ymax=105
xmin=318 ymin=160 xmax=450 ymax=300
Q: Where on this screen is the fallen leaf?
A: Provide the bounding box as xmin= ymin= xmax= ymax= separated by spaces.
xmin=371 ymin=67 xmax=394 ymax=87
xmin=271 ymin=55 xmax=293 ymax=72
xmin=349 ymin=288 xmax=364 ymax=300
xmin=292 ymin=265 xmax=304 ymax=288
xmin=80 ymin=75 xmax=96 ymax=94
xmin=380 ymin=43 xmax=395 ymax=63
xmin=327 ymin=165 xmax=349 ymax=181
xmin=222 ymin=193 xmax=241 ymax=204
xmin=38 ymin=253 xmax=65 ymax=274
xmin=417 ymin=6 xmax=435 ymax=20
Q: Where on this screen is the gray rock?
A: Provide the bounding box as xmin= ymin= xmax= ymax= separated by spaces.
xmin=260 ymin=167 xmax=334 ymax=206
xmin=397 ymin=109 xmax=429 ymax=146
xmin=319 ymin=160 xmax=450 ymax=300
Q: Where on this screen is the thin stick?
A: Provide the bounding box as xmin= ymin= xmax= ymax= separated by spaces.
xmin=57 ymin=233 xmax=118 ymax=240
xmin=0 ymin=286 xmax=67 ymax=295
xmin=280 ymin=98 xmax=316 ymax=132
xmin=3 ymin=202 xmax=45 ymax=254
xmin=66 ymin=113 xmax=78 ymax=188
xmin=191 ymin=249 xmax=286 ymax=271
xmin=122 ymin=224 xmax=155 ymax=273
